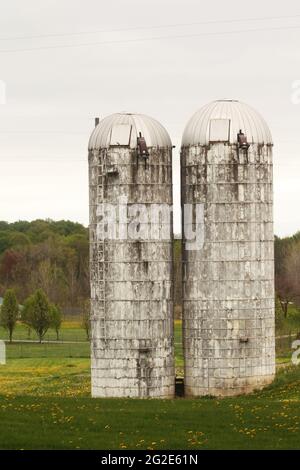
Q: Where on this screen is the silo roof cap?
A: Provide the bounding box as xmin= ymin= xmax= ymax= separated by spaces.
xmin=182 ymin=100 xmax=273 ymax=146
xmin=89 ymin=112 xmax=172 ymax=150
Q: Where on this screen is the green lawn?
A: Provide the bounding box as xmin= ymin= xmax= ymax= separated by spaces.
xmin=5 ymin=341 xmax=90 ymax=359
xmin=0 ymin=321 xmax=87 ymax=343
xmin=0 ymin=320 xmax=300 ymax=449
xmin=2 ymin=320 xmax=291 ymax=363
xmin=0 ymin=359 xmax=300 ymax=449
xmin=0 ymin=321 xmax=184 ymax=365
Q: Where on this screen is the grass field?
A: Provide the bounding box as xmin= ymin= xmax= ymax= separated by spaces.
xmin=0 ymin=320 xmax=300 ymax=449
xmin=0 ymin=320 xmax=294 ymax=366
xmin=0 ymin=321 xmax=87 ymax=343
xmin=0 ymin=320 xmax=185 ymax=370
xmin=0 ymin=360 xmax=300 ymax=449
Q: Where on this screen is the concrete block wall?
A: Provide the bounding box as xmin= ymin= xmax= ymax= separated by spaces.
xmin=89 ymin=147 xmax=175 ymax=398
xmin=181 ymin=143 xmax=275 ymax=396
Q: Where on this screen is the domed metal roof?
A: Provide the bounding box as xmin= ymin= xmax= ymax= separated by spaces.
xmin=89 ymin=112 xmax=172 ymax=150
xmin=182 ymin=100 xmax=273 ymax=146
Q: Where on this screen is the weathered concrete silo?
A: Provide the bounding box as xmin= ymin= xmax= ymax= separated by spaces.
xmin=89 ymin=113 xmax=174 ymax=398
xmin=181 ymin=100 xmax=275 ymax=397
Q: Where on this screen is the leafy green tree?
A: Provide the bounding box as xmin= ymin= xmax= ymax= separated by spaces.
xmin=22 ymin=289 xmax=52 ymax=343
xmin=0 ymin=219 xmax=89 ymax=311
xmin=0 ymin=232 xmax=11 ymax=254
xmin=0 ymin=289 xmax=19 ymax=342
xmin=50 ymin=304 xmax=62 ymax=340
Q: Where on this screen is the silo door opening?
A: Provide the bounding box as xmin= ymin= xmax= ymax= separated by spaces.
xmin=137 ymin=348 xmax=151 ymax=398
xmin=109 ymin=123 xmax=132 ymax=146
xmin=209 ymin=119 xmax=230 ymax=142
xmin=175 ymin=377 xmax=184 ymax=397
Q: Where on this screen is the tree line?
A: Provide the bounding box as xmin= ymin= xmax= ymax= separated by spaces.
xmin=0 ymin=219 xmax=299 ymax=328
xmin=0 ymin=220 xmax=89 ymax=312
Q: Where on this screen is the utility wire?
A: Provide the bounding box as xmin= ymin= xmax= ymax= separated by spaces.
xmin=0 ymin=131 xmax=87 ymax=134
xmin=0 ymin=24 xmax=300 ymax=53
xmin=0 ymin=13 xmax=300 ymax=42
xmin=0 ymin=160 xmax=86 ymax=162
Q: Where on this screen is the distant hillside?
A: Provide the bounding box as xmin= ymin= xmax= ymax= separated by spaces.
xmin=0 ymin=219 xmax=299 ymax=318
xmin=0 ymin=220 xmax=89 ymax=313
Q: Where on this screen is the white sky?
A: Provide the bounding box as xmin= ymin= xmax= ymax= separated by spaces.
xmin=0 ymin=0 xmax=299 ymax=237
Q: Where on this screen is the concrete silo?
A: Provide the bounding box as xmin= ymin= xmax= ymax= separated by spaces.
xmin=181 ymin=100 xmax=275 ymax=396
xmin=88 ymin=113 xmax=174 ymax=398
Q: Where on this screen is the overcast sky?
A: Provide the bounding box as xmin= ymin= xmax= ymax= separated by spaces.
xmin=0 ymin=0 xmax=299 ymax=236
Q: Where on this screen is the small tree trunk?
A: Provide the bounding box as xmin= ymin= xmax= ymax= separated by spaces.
xmin=9 ymin=329 xmax=12 ymax=343
xmin=279 ymin=299 xmax=285 ymax=316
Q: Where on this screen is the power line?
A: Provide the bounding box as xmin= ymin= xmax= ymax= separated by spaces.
xmin=0 ymin=160 xmax=86 ymax=162
xmin=0 ymin=156 xmax=87 ymax=162
xmin=0 ymin=131 xmax=87 ymax=134
xmin=0 ymin=24 xmax=300 ymax=53
xmin=0 ymin=154 xmax=88 ymax=161
xmin=0 ymin=13 xmax=300 ymax=42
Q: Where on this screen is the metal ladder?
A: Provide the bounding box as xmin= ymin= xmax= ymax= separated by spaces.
xmin=97 ymin=150 xmax=107 ymax=341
